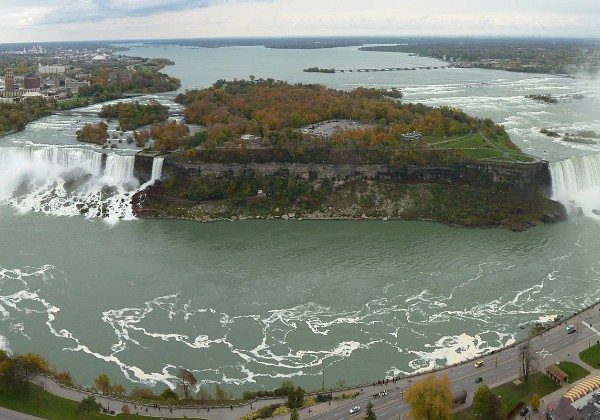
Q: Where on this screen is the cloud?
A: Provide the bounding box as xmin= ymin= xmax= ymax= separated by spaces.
xmin=1 ymin=0 xmax=598 ymax=43
xmin=36 ymin=0 xmax=223 ymax=25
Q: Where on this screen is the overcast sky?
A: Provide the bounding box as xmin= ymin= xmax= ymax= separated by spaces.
xmin=1 ymin=0 xmax=599 ymax=43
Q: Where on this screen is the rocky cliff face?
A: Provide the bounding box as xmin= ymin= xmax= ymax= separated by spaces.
xmin=133 ymin=156 xmax=563 ymax=230
xmin=147 ymin=158 xmax=550 ymax=196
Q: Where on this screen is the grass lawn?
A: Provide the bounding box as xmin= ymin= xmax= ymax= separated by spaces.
xmin=454 ymin=373 xmax=559 ymax=419
xmin=462 ymin=148 xmax=504 ymax=159
xmin=556 ymin=361 xmax=590 ymax=383
xmin=417 ymin=132 xmax=535 ymax=163
xmin=0 ymin=384 xmax=189 ymax=420
xmin=580 ymin=344 xmax=600 ymax=370
xmin=495 ymin=373 xmax=560 ymax=416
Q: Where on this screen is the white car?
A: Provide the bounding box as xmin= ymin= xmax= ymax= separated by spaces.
xmin=349 ymin=406 xmax=361 ymax=414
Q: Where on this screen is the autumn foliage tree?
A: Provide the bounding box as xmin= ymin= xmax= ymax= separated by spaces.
xmin=76 ymin=122 xmax=108 ymax=145
xmin=176 ymin=368 xmax=197 ymax=400
xmin=0 ymin=351 xmax=49 ymax=393
xmin=531 ymin=393 xmax=541 ymax=411
xmin=405 ymin=374 xmax=452 ymax=420
xmin=151 ymin=120 xmax=190 ymax=151
xmin=94 ymin=373 xmax=111 ymax=395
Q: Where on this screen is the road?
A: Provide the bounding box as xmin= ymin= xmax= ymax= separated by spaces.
xmin=306 ymin=304 xmax=600 ymax=420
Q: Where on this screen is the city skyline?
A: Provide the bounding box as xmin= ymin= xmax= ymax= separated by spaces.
xmin=1 ymin=0 xmax=599 ymax=43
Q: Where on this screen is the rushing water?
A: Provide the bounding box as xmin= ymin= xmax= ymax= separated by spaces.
xmin=0 ymin=44 xmax=600 ymax=394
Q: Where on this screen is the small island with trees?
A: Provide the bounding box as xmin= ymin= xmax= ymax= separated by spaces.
xmin=303 ymin=67 xmax=336 ymax=73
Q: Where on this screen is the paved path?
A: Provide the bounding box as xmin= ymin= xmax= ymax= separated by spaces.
xmin=0 ymin=407 xmax=44 ymax=420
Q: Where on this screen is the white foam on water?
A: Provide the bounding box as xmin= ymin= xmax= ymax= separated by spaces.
xmin=0 ymin=334 xmax=12 ymax=354
xmin=0 ymin=145 xmax=165 ymax=224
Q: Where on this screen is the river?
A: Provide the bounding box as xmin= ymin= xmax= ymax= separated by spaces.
xmin=0 ymin=43 xmax=599 ymax=394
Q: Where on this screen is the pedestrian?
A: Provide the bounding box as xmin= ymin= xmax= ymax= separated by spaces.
xmin=251 ymin=403 xmax=253 ymax=410
xmin=231 ymin=404 xmax=233 ymax=410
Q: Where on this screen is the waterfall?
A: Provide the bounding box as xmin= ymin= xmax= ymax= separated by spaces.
xmin=550 ymin=153 xmax=600 ymax=218
xmin=151 ymin=157 xmax=164 ymax=182
xmin=104 ymin=154 xmax=136 ymax=185
xmin=0 ymin=146 xmax=139 ymax=223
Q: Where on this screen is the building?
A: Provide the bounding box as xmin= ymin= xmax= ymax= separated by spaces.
xmin=65 ymin=79 xmax=90 ymax=92
xmin=38 ymin=63 xmax=66 ymax=75
xmin=24 ymin=75 xmax=41 ymax=91
xmin=107 ymin=70 xmax=132 ymax=84
xmin=4 ymin=68 xmax=14 ymax=92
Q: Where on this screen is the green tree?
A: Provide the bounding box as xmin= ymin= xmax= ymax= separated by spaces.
xmin=290 ymin=408 xmax=299 ymax=420
xmin=110 ymin=383 xmax=126 ymax=396
xmin=405 ymin=374 xmax=452 ymax=420
xmin=472 ymin=384 xmax=503 ymax=419
xmin=364 ymin=400 xmax=376 ymax=420
xmin=531 ymin=393 xmax=541 ymax=411
xmin=75 ymin=395 xmax=102 ymax=416
xmin=94 ymin=373 xmax=110 ymax=395
xmin=287 ymin=386 xmax=305 ymax=408
xmin=161 ymin=387 xmax=179 ymax=400
xmin=176 ymin=368 xmax=198 ymax=399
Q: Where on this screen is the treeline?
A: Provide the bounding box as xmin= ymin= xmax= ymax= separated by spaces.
xmin=178 ymin=141 xmax=467 ymax=166
xmin=99 ymin=102 xmax=170 ymax=130
xmin=175 ymin=79 xmax=489 ymax=147
xmin=0 ymin=351 xmax=55 ymax=394
xmin=0 ymin=97 xmax=50 ymax=134
xmin=359 ymin=38 xmax=600 ymax=75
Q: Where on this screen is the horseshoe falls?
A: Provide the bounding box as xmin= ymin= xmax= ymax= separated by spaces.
xmin=551 ymin=153 xmax=600 ymax=218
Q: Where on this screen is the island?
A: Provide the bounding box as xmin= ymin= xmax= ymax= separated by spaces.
xmin=303 ymin=67 xmax=336 ymax=73
xmin=133 ymin=78 xmax=564 ymax=230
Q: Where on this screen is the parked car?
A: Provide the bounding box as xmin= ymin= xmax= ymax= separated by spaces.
xmin=475 ymin=377 xmax=483 ymax=383
xmin=474 ymin=360 xmax=484 ymax=368
xmin=520 ymin=406 xmax=530 ymax=417
xmin=349 ymin=406 xmax=361 ymax=414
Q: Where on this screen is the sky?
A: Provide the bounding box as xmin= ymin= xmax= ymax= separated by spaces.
xmin=1 ymin=0 xmax=599 ymax=43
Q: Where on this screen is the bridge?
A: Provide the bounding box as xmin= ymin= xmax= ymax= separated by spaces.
xmin=49 ymin=109 xmax=183 ymax=118
xmin=335 ymin=65 xmax=449 ymax=73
